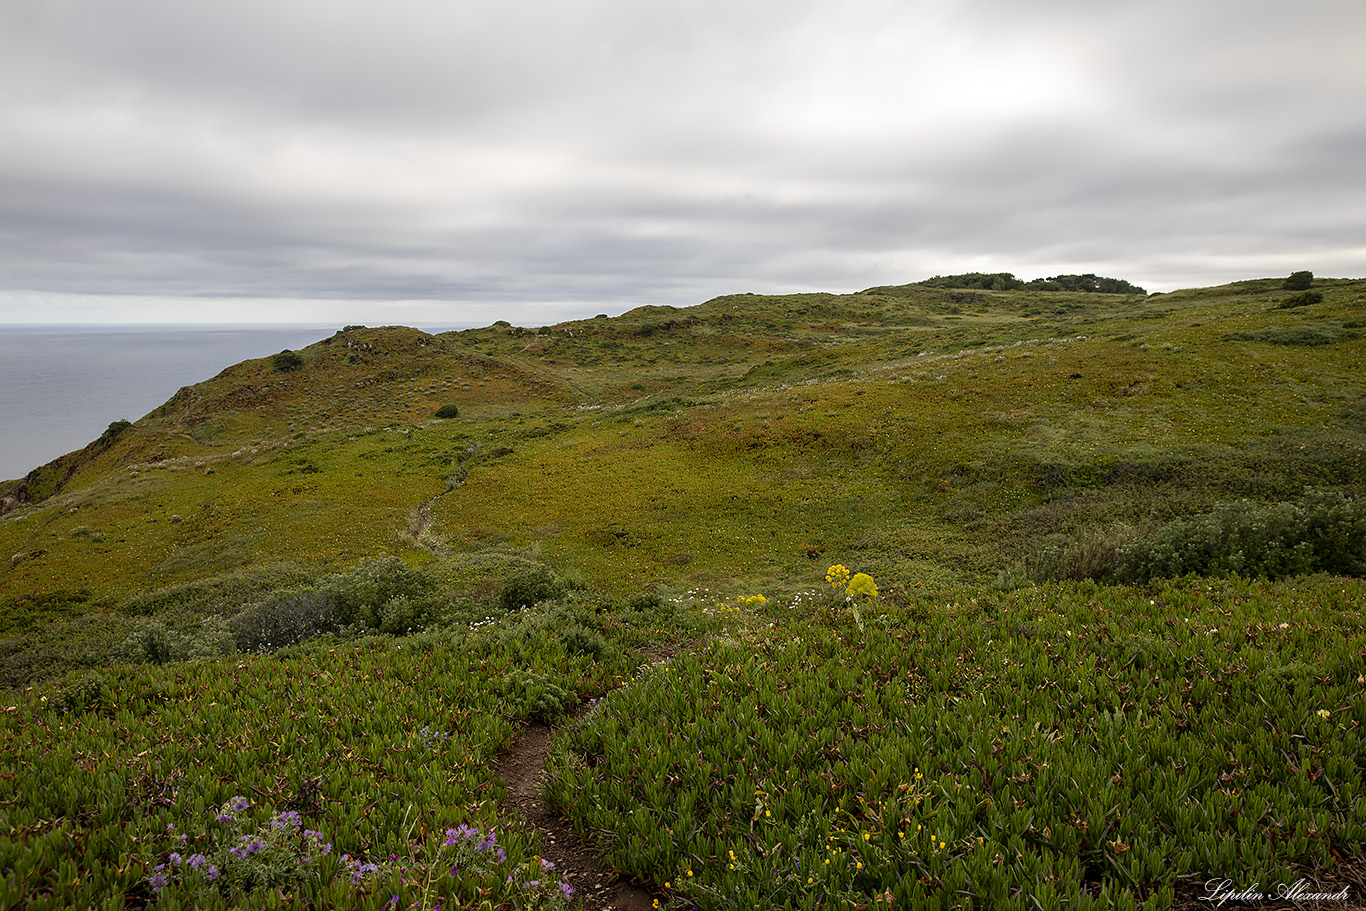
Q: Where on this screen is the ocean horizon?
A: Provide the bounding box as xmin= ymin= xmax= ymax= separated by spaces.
xmin=0 ymin=323 xmax=470 ymax=481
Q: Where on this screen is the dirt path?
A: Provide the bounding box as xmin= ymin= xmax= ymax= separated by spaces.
xmin=405 ymin=491 xmax=449 ymax=554
xmin=496 ymin=721 xmax=658 ymax=911
xmin=496 ymin=647 xmax=684 ymax=911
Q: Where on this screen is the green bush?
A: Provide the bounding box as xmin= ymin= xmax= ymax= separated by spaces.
xmin=331 ymin=556 xmax=436 ymax=628
xmin=433 ymin=403 xmax=461 ymax=419
xmin=271 ymin=350 xmax=305 ymax=372
xmin=1276 ymin=290 xmax=1323 ymax=309
xmin=1119 ymin=491 xmax=1366 ymax=581
xmin=53 ymin=670 xmax=110 ymax=714
xmin=497 ymin=565 xmax=565 ymax=612
xmin=230 ymin=589 xmax=341 ymax=653
xmin=122 ymin=616 xmax=236 ymax=663
xmin=1283 ymin=270 xmax=1314 ymax=291
xmin=1030 ymin=490 xmax=1366 ymax=583
xmin=559 ymin=624 xmax=609 ymax=659
xmin=500 ymin=667 xmax=575 ymax=721
xmin=377 ymin=593 xmax=439 ymax=635
xmin=120 ymin=620 xmax=179 ymax=664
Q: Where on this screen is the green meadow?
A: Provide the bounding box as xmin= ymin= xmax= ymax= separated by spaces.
xmin=1 ymin=274 xmax=1364 ymax=908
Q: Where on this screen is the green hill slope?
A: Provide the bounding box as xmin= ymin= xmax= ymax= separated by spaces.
xmin=4 ymin=277 xmax=1364 ymax=606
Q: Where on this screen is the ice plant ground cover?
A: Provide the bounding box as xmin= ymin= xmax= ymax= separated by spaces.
xmin=546 ymin=578 xmax=1366 ymax=910
xmin=0 ymin=590 xmax=704 ymax=909
xmin=3 ymin=571 xmax=1365 ymax=908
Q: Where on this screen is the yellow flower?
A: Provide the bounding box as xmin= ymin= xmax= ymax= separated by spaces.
xmin=826 ymin=564 xmax=851 ymax=588
xmin=847 ymin=572 xmax=878 ymax=600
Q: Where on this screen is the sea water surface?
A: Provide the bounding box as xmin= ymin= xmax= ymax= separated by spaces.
xmin=0 ymin=324 xmax=463 ymax=481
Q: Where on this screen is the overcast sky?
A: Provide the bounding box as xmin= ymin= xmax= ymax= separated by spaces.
xmin=2 ymin=0 xmax=1363 ymax=326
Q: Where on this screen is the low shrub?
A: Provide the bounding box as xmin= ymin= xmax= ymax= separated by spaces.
xmin=1283 ymin=270 xmax=1314 ymax=291
xmin=1276 ymin=290 xmax=1323 ymax=309
xmin=331 ymin=556 xmax=436 ymax=628
xmin=433 ymin=403 xmax=461 ymax=419
xmin=559 ymin=624 xmax=609 ymax=659
xmin=230 ymin=589 xmax=341 ymax=653
xmin=53 ymin=669 xmax=110 ymax=714
xmin=271 ymin=350 xmax=305 ymax=372
xmin=497 ymin=564 xmax=566 ymax=612
xmin=1023 ymin=528 xmax=1136 ymax=582
xmin=1118 ymin=489 xmax=1366 ymax=581
xmin=500 ymin=667 xmax=575 ymax=721
xmin=123 ymin=617 xmax=238 ymax=663
xmin=1026 ymin=490 xmax=1366 ymax=583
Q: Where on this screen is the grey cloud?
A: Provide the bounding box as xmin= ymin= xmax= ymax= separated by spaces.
xmin=1 ymin=0 xmax=1363 ymax=322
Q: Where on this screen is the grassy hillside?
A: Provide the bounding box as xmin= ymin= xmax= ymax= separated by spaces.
xmin=5 ymin=278 xmax=1364 ymax=605
xmin=1 ymin=275 xmax=1365 ymax=909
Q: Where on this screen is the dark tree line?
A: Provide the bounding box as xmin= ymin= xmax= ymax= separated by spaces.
xmin=919 ymin=272 xmax=1147 ymax=295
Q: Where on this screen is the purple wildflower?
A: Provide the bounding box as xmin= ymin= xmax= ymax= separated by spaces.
xmin=231 ymin=797 xmax=251 ymax=812
xmin=349 ymin=860 xmax=380 ymax=884
xmin=494 ymin=848 xmax=506 ymax=864
xmin=149 ymin=873 xmax=168 ymax=894
xmin=216 ymin=813 xmax=234 ymax=824
xmin=560 ymin=881 xmax=575 ymax=899
xmin=273 ymin=810 xmax=301 ymax=830
xmin=205 ymin=865 xmax=220 ymax=882
xmin=187 ymin=854 xmax=206 ymax=869
xmin=168 ymin=853 xmax=182 ymax=866
xmin=444 ymin=823 xmax=480 ymax=845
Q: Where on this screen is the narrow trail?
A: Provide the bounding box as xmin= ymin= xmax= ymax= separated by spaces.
xmin=496 ymin=721 xmax=657 ymax=911
xmin=405 ymin=489 xmax=451 ymax=554
xmin=496 ymin=648 xmax=681 ymax=911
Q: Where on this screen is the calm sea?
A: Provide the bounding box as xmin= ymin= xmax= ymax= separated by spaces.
xmin=0 ymin=324 xmax=462 ymax=481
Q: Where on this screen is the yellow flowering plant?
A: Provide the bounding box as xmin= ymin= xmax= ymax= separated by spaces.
xmin=846 ymin=573 xmax=878 ymax=600
xmin=826 ymin=564 xmax=878 ymax=631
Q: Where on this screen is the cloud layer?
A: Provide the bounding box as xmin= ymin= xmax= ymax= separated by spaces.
xmin=3 ymin=0 xmax=1364 ymax=323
